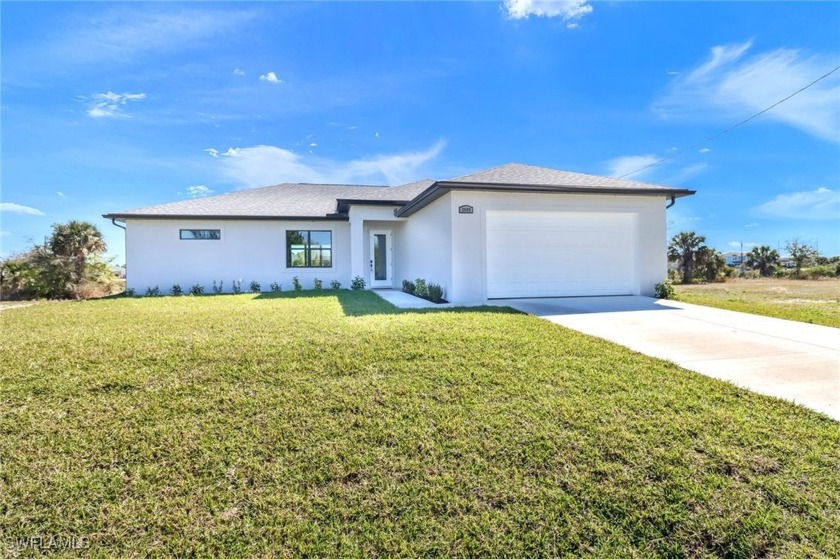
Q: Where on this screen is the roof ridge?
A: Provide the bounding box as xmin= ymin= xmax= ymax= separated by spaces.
xmin=449 ymin=162 xmax=521 ymax=181
xmin=294 ymin=182 xmax=389 ymax=188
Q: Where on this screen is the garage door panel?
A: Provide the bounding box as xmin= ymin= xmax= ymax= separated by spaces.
xmin=486 ymin=211 xmax=637 ymax=298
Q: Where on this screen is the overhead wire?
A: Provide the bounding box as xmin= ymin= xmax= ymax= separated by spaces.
xmin=617 ymin=63 xmax=840 ymax=179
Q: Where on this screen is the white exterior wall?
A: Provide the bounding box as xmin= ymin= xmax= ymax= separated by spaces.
xmin=123 ymin=193 xmax=668 ymax=301
xmin=397 ymin=195 xmax=453 ymax=294
xmin=124 ymin=219 xmax=350 ymax=293
xmin=438 ymin=191 xmax=667 ymax=303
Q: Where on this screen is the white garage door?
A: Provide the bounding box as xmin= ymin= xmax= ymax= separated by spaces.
xmin=486 ymin=210 xmax=637 ymax=298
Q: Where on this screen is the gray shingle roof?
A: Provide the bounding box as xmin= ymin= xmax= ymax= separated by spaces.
xmin=104 ymin=163 xmax=694 ymax=220
xmin=103 ymin=180 xmax=434 ymax=219
xmin=449 ymin=163 xmax=678 ymax=191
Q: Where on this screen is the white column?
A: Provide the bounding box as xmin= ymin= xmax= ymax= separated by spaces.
xmin=349 ymin=212 xmax=365 ymax=283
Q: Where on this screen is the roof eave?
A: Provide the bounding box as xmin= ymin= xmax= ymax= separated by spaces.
xmin=101 ymin=213 xmax=348 ymax=221
xmin=334 ymin=198 xmax=414 ymax=214
xmin=395 ymin=181 xmax=696 ymax=217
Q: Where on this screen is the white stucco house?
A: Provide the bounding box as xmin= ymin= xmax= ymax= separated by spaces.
xmin=103 ymin=163 xmax=695 ymax=303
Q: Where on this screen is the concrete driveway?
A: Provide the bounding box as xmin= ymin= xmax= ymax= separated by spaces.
xmin=502 ymin=296 xmax=840 ymax=421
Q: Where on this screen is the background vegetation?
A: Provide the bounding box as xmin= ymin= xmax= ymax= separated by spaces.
xmin=668 ymin=232 xmax=837 ymax=285
xmin=0 ymin=221 xmax=119 ymax=300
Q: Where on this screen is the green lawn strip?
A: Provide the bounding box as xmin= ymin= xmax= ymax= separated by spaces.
xmin=674 ymin=291 xmax=840 ymax=328
xmin=1 ymin=293 xmax=838 ymax=557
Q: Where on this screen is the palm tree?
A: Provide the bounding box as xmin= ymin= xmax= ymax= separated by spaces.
xmin=49 ymin=220 xmax=107 ymax=259
xmin=668 ymin=231 xmax=706 ymax=284
xmin=47 ymin=221 xmax=107 ymax=291
xmin=745 ymin=245 xmax=780 ymax=277
xmin=696 ymin=246 xmax=725 ymax=282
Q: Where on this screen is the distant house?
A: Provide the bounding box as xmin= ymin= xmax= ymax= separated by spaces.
xmin=723 ymin=252 xmax=745 ymax=267
xmin=103 ymin=163 xmax=695 ymax=303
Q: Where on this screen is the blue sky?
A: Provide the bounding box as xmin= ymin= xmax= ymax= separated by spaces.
xmin=2 ymin=1 xmax=838 ymax=264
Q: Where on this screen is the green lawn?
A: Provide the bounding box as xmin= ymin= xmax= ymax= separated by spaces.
xmin=674 ymin=278 xmax=840 ymax=328
xmin=1 ymin=291 xmax=838 ymax=557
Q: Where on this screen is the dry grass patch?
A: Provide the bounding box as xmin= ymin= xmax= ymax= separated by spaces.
xmin=674 ymin=278 xmax=840 ymax=328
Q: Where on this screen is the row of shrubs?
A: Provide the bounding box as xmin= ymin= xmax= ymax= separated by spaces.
xmin=128 ymin=277 xmax=345 ymax=297
xmin=666 ymin=264 xmax=840 ymax=285
xmin=402 ymin=278 xmax=445 ymax=303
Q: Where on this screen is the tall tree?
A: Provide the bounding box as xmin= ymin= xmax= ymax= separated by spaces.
xmin=784 ymin=239 xmax=818 ymax=277
xmin=47 ymin=221 xmax=107 ymax=294
xmin=696 ymin=246 xmax=726 ymax=282
xmin=668 ymin=231 xmax=706 ymax=284
xmin=745 ymin=245 xmax=780 ymax=277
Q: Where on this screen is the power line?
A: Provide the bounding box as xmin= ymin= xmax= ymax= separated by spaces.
xmin=618 ymin=63 xmax=840 ymax=179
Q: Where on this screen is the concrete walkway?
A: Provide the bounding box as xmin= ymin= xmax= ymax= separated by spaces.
xmin=373 ymin=289 xmax=439 ymax=309
xmin=502 ymin=296 xmax=840 ymax=421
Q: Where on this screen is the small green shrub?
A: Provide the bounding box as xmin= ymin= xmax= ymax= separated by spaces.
xmin=212 ymin=280 xmax=224 ymax=294
xmin=249 ymin=281 xmax=261 ymax=293
xmin=190 ymin=284 xmax=205 ymax=296
xmin=350 ymin=276 xmax=366 ymax=290
xmin=270 ymin=282 xmax=282 ymax=292
xmin=124 ymin=287 xmax=136 ymax=297
xmin=402 ymin=279 xmax=415 ymax=294
xmin=414 ymin=278 xmax=428 ymax=298
xmin=330 ymin=280 xmax=341 ymax=290
xmin=654 ymin=279 xmax=675 ymax=299
xmin=145 ymin=285 xmax=161 ymax=297
xmin=313 ymin=278 xmax=323 ymax=290
xmin=170 ymin=284 xmax=182 ymax=296
xmin=804 ymin=265 xmax=838 ymax=279
xmin=292 ymin=276 xmax=302 ymax=291
xmin=232 ymin=280 xmax=242 ymax=294
xmin=427 ymin=282 xmax=444 ymax=303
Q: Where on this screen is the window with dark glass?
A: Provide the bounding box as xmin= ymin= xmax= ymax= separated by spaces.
xmin=286 ymin=230 xmax=332 ymax=268
xmin=180 ymin=229 xmax=221 ymax=240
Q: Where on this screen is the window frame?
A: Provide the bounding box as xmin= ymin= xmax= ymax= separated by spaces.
xmin=179 ymin=229 xmax=222 ymax=240
xmin=286 ymin=229 xmax=333 ymax=268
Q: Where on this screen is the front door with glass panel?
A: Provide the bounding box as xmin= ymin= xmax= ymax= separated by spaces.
xmin=369 ymin=230 xmax=392 ymax=288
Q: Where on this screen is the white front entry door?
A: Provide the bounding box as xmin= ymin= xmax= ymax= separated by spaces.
xmin=369 ymin=230 xmax=393 ymax=288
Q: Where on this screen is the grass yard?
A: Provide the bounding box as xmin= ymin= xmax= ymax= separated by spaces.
xmin=673 ymin=278 xmax=840 ymax=328
xmin=1 ymin=291 xmax=838 ymax=557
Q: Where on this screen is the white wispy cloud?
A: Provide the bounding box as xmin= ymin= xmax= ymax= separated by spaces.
xmin=186 ymin=185 xmax=214 ymax=197
xmin=56 ymin=191 xmax=66 ymax=197
xmin=205 ymin=148 xmax=220 ymax=158
xmin=0 ymin=230 xmax=10 ymax=237
xmin=259 ymin=71 xmax=281 ymax=84
xmin=212 ymin=140 xmax=445 ymax=187
xmin=86 ymin=91 xmax=146 ymax=118
xmin=665 ymin=163 xmax=708 ymax=185
xmin=0 ymin=202 xmax=45 ymax=216
xmin=654 ymin=40 xmax=840 ymax=143
xmin=755 ymin=187 xmax=840 ymax=220
xmin=32 ymin=8 xmax=257 ymax=69
xmin=699 ymin=147 xmax=711 ymax=154
xmin=745 ymin=222 xmax=759 ymax=228
xmin=233 ymin=68 xmax=245 ymax=76
xmin=606 ymin=152 xmax=709 ymax=185
xmin=606 ymin=154 xmax=659 ymax=179
xmin=728 ymin=241 xmax=757 ymax=248
xmin=503 ymin=0 xmax=593 ymax=22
